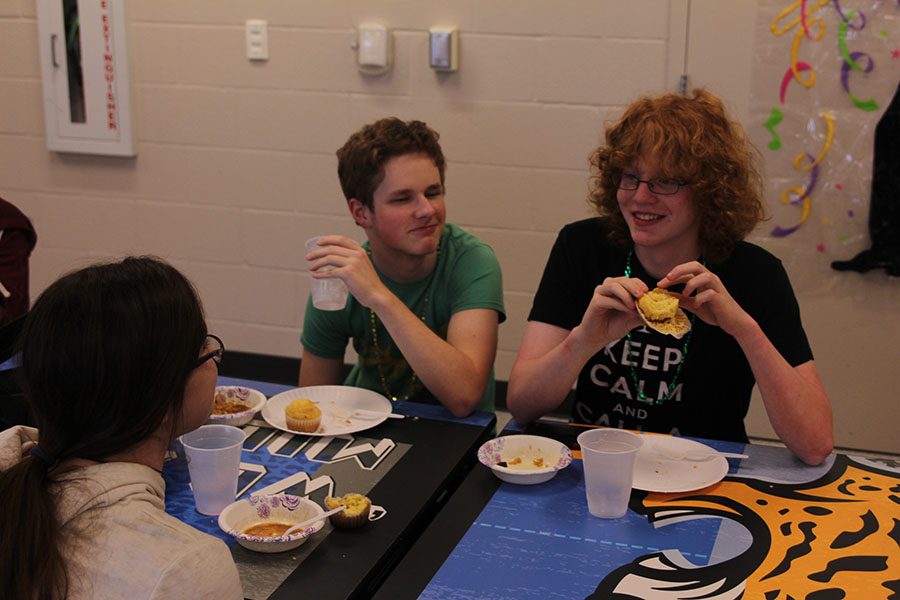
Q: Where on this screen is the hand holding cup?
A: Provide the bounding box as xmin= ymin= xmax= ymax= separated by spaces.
xmin=305 ymin=236 xmax=349 ymax=311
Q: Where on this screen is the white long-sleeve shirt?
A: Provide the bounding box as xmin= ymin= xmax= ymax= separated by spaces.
xmin=1 ymin=426 xmax=243 ymax=600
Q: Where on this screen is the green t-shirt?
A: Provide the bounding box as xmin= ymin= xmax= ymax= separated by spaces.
xmin=301 ymin=223 xmax=505 ymax=412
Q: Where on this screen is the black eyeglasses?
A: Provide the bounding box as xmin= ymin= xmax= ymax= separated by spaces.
xmin=195 ymin=334 xmax=224 ymax=369
xmin=615 ymin=173 xmax=687 ymax=196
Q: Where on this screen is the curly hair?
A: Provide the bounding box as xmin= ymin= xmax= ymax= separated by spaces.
xmin=336 ymin=117 xmax=446 ymax=211
xmin=588 ymin=89 xmax=765 ymax=264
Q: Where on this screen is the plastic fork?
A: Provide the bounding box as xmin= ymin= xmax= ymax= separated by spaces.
xmin=282 ymin=505 xmax=346 ymax=536
xmin=653 ymin=449 xmax=748 ymax=461
xmin=331 ymin=406 xmax=403 ymax=420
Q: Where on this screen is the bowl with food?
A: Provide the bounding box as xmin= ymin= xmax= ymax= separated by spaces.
xmin=478 ymin=434 xmax=573 ymax=485
xmin=208 ymin=386 xmax=266 ymax=427
xmin=218 ymin=494 xmax=326 ymax=553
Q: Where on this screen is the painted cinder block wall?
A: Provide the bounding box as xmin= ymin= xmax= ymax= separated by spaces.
xmin=0 ymin=0 xmax=896 ymax=452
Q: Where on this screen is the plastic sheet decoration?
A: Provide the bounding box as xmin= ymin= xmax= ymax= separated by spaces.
xmin=750 ymin=0 xmax=900 ymax=286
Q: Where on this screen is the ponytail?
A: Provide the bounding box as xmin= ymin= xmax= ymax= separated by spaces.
xmin=0 ymin=454 xmax=68 ymax=599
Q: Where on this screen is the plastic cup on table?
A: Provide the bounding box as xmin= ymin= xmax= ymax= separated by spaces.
xmin=305 ymin=236 xmax=349 ymax=311
xmin=179 ymin=424 xmax=246 ymax=516
xmin=576 ymin=428 xmax=643 ymax=519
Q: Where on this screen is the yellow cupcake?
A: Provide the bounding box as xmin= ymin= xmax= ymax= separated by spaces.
xmin=637 ymin=288 xmax=679 ymax=321
xmin=325 ymin=493 xmax=372 ymax=528
xmin=285 ymin=399 xmax=321 ymax=433
xmin=635 ymin=288 xmax=691 ymax=338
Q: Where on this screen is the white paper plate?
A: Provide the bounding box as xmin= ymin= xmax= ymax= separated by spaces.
xmin=633 ymin=434 xmax=728 ymax=493
xmin=261 ymin=385 xmax=392 ymax=437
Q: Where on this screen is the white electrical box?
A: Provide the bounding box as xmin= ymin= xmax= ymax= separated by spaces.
xmin=245 ymin=19 xmax=268 ymax=61
xmin=35 ymin=0 xmax=135 ymax=156
xmin=429 ymin=26 xmax=458 ymax=72
xmin=357 ymin=22 xmax=391 ymax=74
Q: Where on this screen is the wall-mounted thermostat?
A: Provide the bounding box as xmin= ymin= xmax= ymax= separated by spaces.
xmin=429 ymin=26 xmax=458 ymax=72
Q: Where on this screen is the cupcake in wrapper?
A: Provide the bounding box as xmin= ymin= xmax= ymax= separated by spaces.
xmin=637 ymin=288 xmax=679 ymax=321
xmin=325 ymin=493 xmax=372 ymax=528
xmin=285 ymin=399 xmax=321 ymax=433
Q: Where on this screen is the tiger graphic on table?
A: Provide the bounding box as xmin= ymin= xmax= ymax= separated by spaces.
xmin=589 ymin=455 xmax=900 ymax=599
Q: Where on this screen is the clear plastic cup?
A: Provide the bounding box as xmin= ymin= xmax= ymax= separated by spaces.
xmin=305 ymin=236 xmax=349 ymax=311
xmin=576 ymin=428 xmax=643 ymax=519
xmin=179 ymin=424 xmax=246 ymax=516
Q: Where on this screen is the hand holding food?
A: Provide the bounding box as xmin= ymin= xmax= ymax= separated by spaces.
xmin=660 ymin=262 xmax=757 ymax=339
xmin=636 ymin=288 xmax=691 ymax=338
xmin=575 ymin=276 xmax=646 ymax=349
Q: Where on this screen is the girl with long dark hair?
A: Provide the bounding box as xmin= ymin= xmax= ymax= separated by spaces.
xmin=0 ymin=256 xmax=241 ymax=599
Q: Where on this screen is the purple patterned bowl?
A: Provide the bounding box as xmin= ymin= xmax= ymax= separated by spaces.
xmin=207 ymin=386 xmax=266 ymax=427
xmin=478 ymin=434 xmax=573 ymax=485
xmin=218 ymin=494 xmax=325 ymax=553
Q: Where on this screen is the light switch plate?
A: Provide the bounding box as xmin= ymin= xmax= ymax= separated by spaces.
xmin=429 ymin=26 xmax=458 ymax=71
xmin=245 ymin=19 xmax=268 ymax=61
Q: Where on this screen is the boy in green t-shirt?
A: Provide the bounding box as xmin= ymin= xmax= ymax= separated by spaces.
xmin=300 ymin=118 xmax=505 ymax=416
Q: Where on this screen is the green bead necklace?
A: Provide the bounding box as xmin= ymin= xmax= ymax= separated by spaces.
xmin=366 ymin=244 xmax=440 ymax=402
xmin=624 ymin=250 xmax=698 ymax=406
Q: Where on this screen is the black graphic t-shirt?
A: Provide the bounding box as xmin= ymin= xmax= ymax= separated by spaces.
xmin=529 ymin=218 xmax=813 ymax=443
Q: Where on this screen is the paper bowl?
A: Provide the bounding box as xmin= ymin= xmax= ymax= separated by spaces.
xmin=218 ymin=494 xmax=325 ymax=553
xmin=208 ymin=386 xmax=266 ymax=427
xmin=478 ymin=434 xmax=573 ymax=485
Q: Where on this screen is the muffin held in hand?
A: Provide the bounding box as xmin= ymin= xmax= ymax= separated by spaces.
xmin=325 ymin=493 xmax=372 ymax=528
xmin=635 ymin=287 xmax=691 ymax=338
xmin=637 ymin=288 xmax=679 ymax=322
xmin=284 ymin=399 xmax=321 ymax=433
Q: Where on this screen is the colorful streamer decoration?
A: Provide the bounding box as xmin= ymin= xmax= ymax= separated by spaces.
xmin=837 ymin=10 xmax=865 ymax=72
xmin=793 ymin=112 xmax=835 ymax=172
xmin=831 ymin=0 xmax=866 ymax=30
xmin=840 ymin=51 xmax=879 ymax=111
xmin=763 ymin=107 xmax=785 ymax=149
xmin=800 ymin=0 xmax=826 ymax=40
xmin=765 ymin=1 xmax=887 ymax=238
xmin=790 ymin=26 xmax=821 ymax=87
xmin=771 ymin=155 xmax=818 ymax=237
xmin=770 ymin=0 xmax=830 ymax=35
xmin=771 ymin=112 xmax=834 ymax=237
xmin=780 ymin=62 xmax=812 ymax=103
